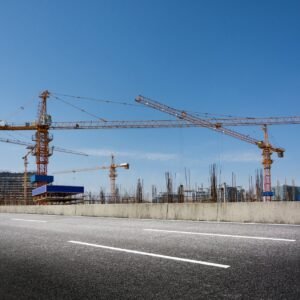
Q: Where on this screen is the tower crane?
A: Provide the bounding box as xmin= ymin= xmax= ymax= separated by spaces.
xmin=54 ymin=154 xmax=129 ymax=203
xmin=0 ymin=91 xmax=61 ymax=185
xmin=135 ymin=95 xmax=286 ymax=201
xmin=0 ymin=137 xmax=88 ymax=157
xmin=22 ymin=148 xmax=33 ymax=204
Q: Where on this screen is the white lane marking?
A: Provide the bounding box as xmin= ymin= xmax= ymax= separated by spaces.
xmin=144 ymin=229 xmax=296 ymax=242
xmin=11 ymin=218 xmax=47 ymax=223
xmin=75 ymin=216 xmax=300 ymax=227
xmin=3 ymin=213 xmax=299 ymax=227
xmin=68 ymin=240 xmax=230 ymax=269
xmin=191 ymin=220 xmax=300 ymax=227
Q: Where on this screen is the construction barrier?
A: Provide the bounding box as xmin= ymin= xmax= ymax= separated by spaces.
xmin=0 ymin=202 xmax=299 ymax=224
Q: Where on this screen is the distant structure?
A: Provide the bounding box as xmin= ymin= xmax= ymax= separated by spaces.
xmin=136 ymin=178 xmax=143 ymax=203
xmin=273 ymin=184 xmax=300 ymax=201
xmin=221 ymin=184 xmax=245 ymax=202
xmin=0 ymin=171 xmax=34 ymax=205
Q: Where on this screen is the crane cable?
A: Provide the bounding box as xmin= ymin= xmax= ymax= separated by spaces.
xmin=51 ymin=95 xmax=107 ymax=122
xmin=51 ymin=92 xmax=141 ymax=107
xmin=3 ymin=97 xmax=36 ymax=121
xmin=188 ymin=111 xmax=252 ymax=119
xmin=51 ymin=91 xmax=254 ymax=119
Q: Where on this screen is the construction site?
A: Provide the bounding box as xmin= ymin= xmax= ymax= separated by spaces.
xmin=0 ymin=90 xmax=299 ymax=205
xmin=1 ymin=3 xmax=300 ymax=300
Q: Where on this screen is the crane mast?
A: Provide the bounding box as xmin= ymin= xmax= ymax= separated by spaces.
xmin=34 ymin=90 xmax=52 ymax=179
xmin=109 ymin=155 xmax=117 ymax=203
xmin=261 ymin=125 xmax=274 ymax=201
xmin=22 ymin=149 xmax=33 ymax=204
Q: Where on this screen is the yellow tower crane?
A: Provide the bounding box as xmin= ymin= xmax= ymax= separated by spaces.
xmin=135 ymin=95 xmax=286 ymax=201
xmin=54 ymin=154 xmax=129 ymax=203
xmin=22 ymin=148 xmax=34 ymax=204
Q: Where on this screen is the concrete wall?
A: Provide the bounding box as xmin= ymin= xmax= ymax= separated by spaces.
xmin=0 ymin=202 xmax=299 ymax=224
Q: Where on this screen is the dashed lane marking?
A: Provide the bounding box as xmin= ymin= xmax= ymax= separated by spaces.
xmin=11 ymin=218 xmax=47 ymax=223
xmin=144 ymin=229 xmax=296 ymax=242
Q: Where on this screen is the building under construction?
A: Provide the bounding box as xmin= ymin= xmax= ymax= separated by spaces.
xmin=273 ymin=184 xmax=300 ymax=201
xmin=0 ymin=171 xmax=34 ymax=205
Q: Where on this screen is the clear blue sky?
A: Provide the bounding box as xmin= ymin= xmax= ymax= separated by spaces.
xmin=0 ymin=0 xmax=299 ymax=196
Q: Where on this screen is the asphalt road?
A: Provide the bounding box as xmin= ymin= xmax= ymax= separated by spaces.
xmin=0 ymin=213 xmax=299 ymax=299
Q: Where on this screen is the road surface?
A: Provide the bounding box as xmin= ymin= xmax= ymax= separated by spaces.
xmin=0 ymin=213 xmax=299 ymax=299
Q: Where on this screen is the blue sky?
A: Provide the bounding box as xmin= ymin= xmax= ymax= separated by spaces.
xmin=0 ymin=0 xmax=299 ymax=196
